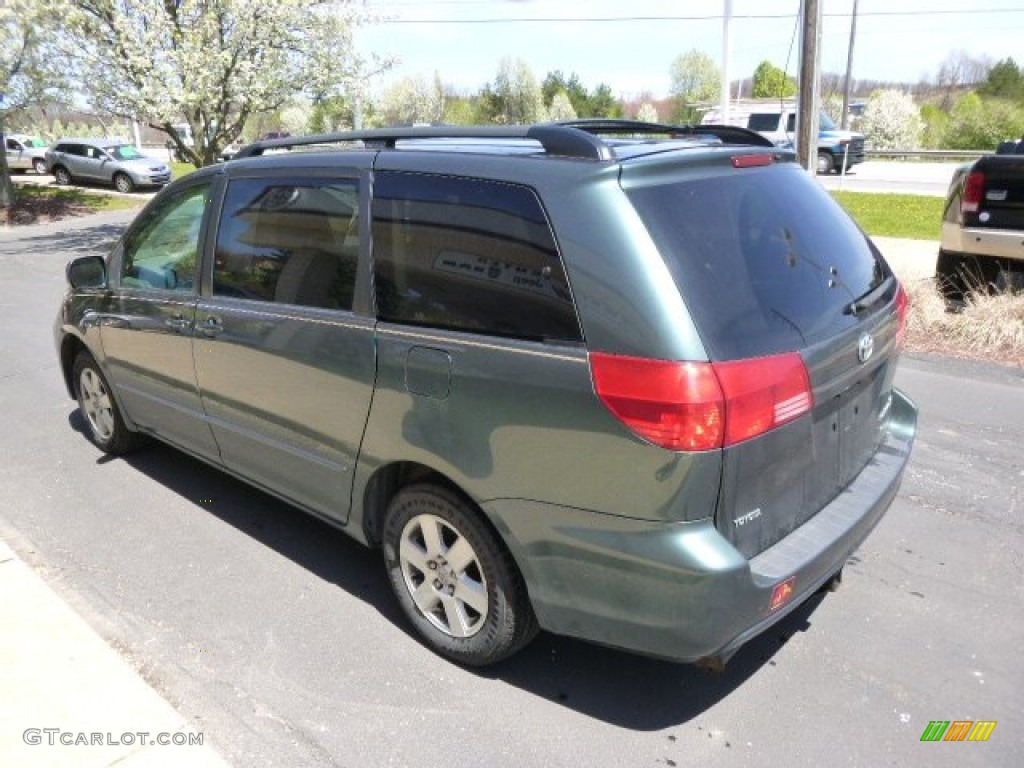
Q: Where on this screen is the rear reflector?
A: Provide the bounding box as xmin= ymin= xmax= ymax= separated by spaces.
xmin=961 ymin=171 xmax=985 ymax=213
xmin=770 ymin=576 xmax=796 ymax=611
xmin=732 ymin=153 xmax=773 ymax=168
xmin=589 ymin=351 xmax=813 ymax=452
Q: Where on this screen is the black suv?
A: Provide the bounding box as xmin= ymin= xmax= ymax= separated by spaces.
xmin=57 ymin=121 xmax=917 ymax=666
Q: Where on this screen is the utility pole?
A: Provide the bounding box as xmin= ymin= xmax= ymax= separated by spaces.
xmin=841 ymin=0 xmax=859 ymax=129
xmin=796 ymin=0 xmax=822 ymax=174
xmin=720 ymin=0 xmax=733 ymax=124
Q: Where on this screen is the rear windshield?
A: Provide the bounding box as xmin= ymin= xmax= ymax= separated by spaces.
xmin=625 ymin=163 xmax=888 ymax=360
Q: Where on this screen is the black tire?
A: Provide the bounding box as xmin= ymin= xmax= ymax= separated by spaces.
xmin=816 ymin=152 xmax=834 ymax=175
xmin=382 ymin=483 xmax=538 ymax=666
xmin=53 ymin=166 xmax=72 ymax=186
xmin=936 ymin=250 xmax=991 ymax=308
xmin=33 ymin=158 xmax=47 ymax=175
xmin=113 ymin=172 xmax=135 ymax=194
xmin=72 ymin=351 xmax=142 ymax=455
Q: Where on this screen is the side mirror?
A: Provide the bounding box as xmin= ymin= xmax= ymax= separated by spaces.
xmin=67 ymin=255 xmax=107 ymax=289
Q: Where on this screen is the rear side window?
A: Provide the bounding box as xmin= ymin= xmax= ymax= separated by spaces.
xmin=747 ymin=114 xmax=781 ymax=132
xmin=371 ymin=172 xmax=581 ymax=342
xmin=626 ymin=163 xmax=888 ymax=360
xmin=213 ymin=177 xmax=360 ymax=310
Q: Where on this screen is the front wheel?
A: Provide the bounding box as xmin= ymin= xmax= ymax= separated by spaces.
xmin=816 ymin=152 xmax=834 ymax=175
xmin=113 ymin=172 xmax=135 ymax=194
xmin=33 ymin=158 xmax=47 ymax=175
xmin=73 ymin=351 xmax=142 ymax=455
xmin=382 ymin=484 xmax=538 ymax=666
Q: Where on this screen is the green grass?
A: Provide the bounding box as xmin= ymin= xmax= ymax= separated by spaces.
xmin=14 ymin=184 xmax=142 ymax=214
xmin=171 ymin=162 xmax=196 ymax=179
xmin=831 ymin=191 xmax=944 ymax=240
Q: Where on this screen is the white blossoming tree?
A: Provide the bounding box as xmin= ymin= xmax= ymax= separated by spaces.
xmin=1 ymin=0 xmax=67 ymax=210
xmin=859 ymin=89 xmax=924 ymax=151
xmin=480 ymin=58 xmax=546 ymax=125
xmin=636 ymin=103 xmax=660 ymax=124
xmin=546 ymin=91 xmax=577 ymax=121
xmin=65 ymin=0 xmax=381 ymax=166
xmin=376 ymin=76 xmax=446 ymax=127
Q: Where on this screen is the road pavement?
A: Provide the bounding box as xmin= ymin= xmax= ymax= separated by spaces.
xmin=0 ymin=212 xmax=1020 ymax=767
xmin=818 ymin=160 xmax=961 ymax=197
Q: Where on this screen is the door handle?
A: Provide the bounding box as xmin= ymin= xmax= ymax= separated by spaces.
xmin=165 ymin=314 xmax=192 ymax=331
xmin=199 ymin=315 xmax=224 ymax=337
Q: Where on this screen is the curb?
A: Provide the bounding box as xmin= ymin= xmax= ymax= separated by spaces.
xmin=0 ymin=539 xmax=229 ymax=768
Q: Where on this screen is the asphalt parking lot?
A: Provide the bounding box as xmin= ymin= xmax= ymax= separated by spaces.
xmin=0 ymin=212 xmax=1020 ymax=768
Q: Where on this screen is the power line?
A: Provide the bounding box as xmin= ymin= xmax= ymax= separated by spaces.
xmin=370 ymin=9 xmax=1024 ymax=24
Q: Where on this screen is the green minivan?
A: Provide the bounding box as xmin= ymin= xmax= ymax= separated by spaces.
xmin=55 ymin=122 xmax=917 ymax=666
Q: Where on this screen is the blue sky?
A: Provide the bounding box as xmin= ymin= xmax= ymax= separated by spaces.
xmin=355 ymin=0 xmax=1024 ymax=98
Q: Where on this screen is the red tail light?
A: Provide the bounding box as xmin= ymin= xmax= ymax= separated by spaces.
xmin=894 ymin=282 xmax=909 ymax=347
xmin=961 ymin=171 xmax=985 ymax=213
xmin=714 ymin=353 xmax=813 ymax=445
xmin=590 ymin=352 xmax=813 ymax=452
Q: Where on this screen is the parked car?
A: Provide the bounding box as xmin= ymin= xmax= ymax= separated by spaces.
xmin=936 ymin=152 xmax=1024 ymax=305
xmin=702 ymin=100 xmax=866 ymax=174
xmin=55 ymin=121 xmax=916 ymax=667
xmin=4 ymin=132 xmax=49 ymax=174
xmin=995 ymin=136 xmax=1024 ymax=155
xmin=45 ymin=138 xmax=171 ymax=193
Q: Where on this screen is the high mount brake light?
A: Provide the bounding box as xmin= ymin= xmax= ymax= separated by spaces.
xmin=961 ymin=171 xmax=985 ymax=214
xmin=589 ymin=352 xmax=813 ymax=452
xmin=731 ymin=154 xmax=773 ymax=168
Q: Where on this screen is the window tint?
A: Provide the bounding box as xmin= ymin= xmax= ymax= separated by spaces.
xmin=6 ymin=139 xmax=18 ymax=151
xmin=747 ymin=113 xmax=781 ymax=132
xmin=214 ymin=178 xmax=359 ymax=311
xmin=121 ymin=184 xmax=210 ymax=293
xmin=626 ymin=164 xmax=889 ymax=360
xmin=786 ymin=113 xmax=796 ymax=133
xmin=371 ymin=172 xmax=581 ymax=342
xmin=110 ymin=145 xmax=144 ymax=161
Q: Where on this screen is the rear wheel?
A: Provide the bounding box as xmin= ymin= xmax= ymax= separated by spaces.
xmin=816 ymin=152 xmax=834 ymax=175
xmin=73 ymin=351 xmax=142 ymax=455
xmin=382 ymin=483 xmax=538 ymax=665
xmin=53 ymin=166 xmax=72 ymax=186
xmin=113 ymin=172 xmax=135 ymax=194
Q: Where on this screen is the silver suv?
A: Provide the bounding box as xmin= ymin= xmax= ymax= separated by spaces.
xmin=45 ymin=138 xmax=171 ymax=193
xmin=4 ymin=133 xmax=49 ymax=174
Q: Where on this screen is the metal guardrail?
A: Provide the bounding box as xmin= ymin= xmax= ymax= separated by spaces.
xmin=864 ymin=149 xmax=985 ymax=162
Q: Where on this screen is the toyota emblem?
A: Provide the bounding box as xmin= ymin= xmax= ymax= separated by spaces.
xmin=857 ymin=332 xmax=874 ymax=364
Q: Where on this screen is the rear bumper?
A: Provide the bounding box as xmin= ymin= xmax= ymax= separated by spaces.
xmin=485 ymin=388 xmax=917 ymax=664
xmin=940 ymin=223 xmax=1024 ymax=263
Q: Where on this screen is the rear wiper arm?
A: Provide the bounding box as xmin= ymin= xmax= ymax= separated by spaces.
xmin=844 ymin=277 xmax=892 ymax=316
